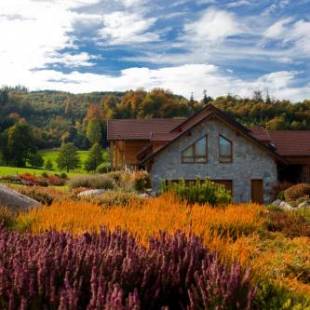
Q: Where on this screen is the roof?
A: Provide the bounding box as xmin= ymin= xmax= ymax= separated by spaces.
xmin=142 ymin=104 xmax=284 ymax=164
xmin=171 ymin=104 xmax=250 ymax=134
xmin=268 ymin=131 xmax=310 ymax=156
xmin=107 ymin=118 xmax=185 ymax=140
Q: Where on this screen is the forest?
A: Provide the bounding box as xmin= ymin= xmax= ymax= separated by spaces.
xmin=0 ymin=86 xmax=309 ymax=167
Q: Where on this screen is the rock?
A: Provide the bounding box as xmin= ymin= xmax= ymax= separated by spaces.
xmin=297 ymin=200 xmax=310 ymax=209
xmin=78 ymin=189 xmax=106 ymax=198
xmin=0 ymin=185 xmax=40 ymax=211
xmin=279 ymin=201 xmax=293 ymax=210
xmin=271 ymin=199 xmax=282 ymax=207
xmin=138 ymin=193 xmax=149 ymax=199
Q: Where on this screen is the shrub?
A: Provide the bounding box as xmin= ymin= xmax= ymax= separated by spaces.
xmin=133 ymin=170 xmax=151 ymax=192
xmin=0 ymin=207 xmax=15 ymax=228
xmin=85 ymin=191 xmax=144 ymax=206
xmin=271 ymin=181 xmax=292 ymax=201
xmin=69 ymin=175 xmax=116 ymax=190
xmin=96 ymin=161 xmax=111 ymax=174
xmin=18 ymin=187 xmax=55 ymax=205
xmin=284 ymin=183 xmax=310 ymax=202
xmin=267 ymin=210 xmax=310 ymax=238
xmin=161 ymin=178 xmax=232 ymax=205
xmin=60 ymin=172 xmax=68 ymax=179
xmin=44 ymin=159 xmax=53 ymax=170
xmin=47 ymin=175 xmax=66 ymax=186
xmin=27 ymin=152 xmax=44 ymax=168
xmin=0 ymin=228 xmax=255 ymax=309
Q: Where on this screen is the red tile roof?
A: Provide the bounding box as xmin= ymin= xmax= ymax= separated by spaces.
xmin=268 ymin=131 xmax=310 ymax=156
xmin=250 ymin=127 xmax=310 ymax=156
xmin=107 ymin=118 xmax=185 ymax=140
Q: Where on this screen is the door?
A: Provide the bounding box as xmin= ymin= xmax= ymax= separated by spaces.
xmin=251 ymin=179 xmax=264 ymax=204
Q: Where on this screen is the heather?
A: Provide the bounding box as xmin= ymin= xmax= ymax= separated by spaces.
xmin=0 ymin=227 xmax=255 ymax=309
xmin=16 ymin=194 xmax=310 ymax=308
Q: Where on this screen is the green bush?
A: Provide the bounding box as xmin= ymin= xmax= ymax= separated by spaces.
xmin=96 ymin=162 xmax=112 ymax=174
xmin=284 ymin=183 xmax=310 ymax=202
xmin=69 ymin=175 xmax=116 ymax=190
xmin=133 ymin=171 xmax=151 ymax=192
xmin=161 ymin=178 xmax=232 ymax=205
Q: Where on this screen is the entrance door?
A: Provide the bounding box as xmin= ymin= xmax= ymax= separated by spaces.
xmin=251 ymin=179 xmax=264 ymax=204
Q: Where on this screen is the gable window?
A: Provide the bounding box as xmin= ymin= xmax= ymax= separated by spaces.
xmin=219 ymin=135 xmax=233 ymax=163
xmin=182 ymin=136 xmax=207 ymax=163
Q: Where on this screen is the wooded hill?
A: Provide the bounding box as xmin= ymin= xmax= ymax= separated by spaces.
xmin=0 ymin=87 xmax=309 ymax=151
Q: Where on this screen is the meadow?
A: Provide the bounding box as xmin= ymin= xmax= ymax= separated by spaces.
xmin=0 ymin=172 xmax=310 ymax=309
xmin=0 ymin=189 xmax=308 ymax=309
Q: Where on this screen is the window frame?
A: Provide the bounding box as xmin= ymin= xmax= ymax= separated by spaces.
xmin=219 ymin=134 xmax=233 ymax=163
xmin=181 ymin=135 xmax=208 ymax=164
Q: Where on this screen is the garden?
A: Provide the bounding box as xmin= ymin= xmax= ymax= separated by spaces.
xmin=0 ymin=174 xmax=309 ymax=309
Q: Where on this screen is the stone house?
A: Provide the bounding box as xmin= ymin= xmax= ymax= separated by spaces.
xmin=107 ymin=104 xmax=310 ymax=203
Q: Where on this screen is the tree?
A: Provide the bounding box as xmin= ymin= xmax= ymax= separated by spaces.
xmin=27 ymin=152 xmax=44 ymax=168
xmin=202 ymin=90 xmax=212 ymax=105
xmin=86 ymin=120 xmax=102 ymax=145
xmin=56 ymin=143 xmax=80 ymax=172
xmin=84 ymin=143 xmax=103 ymax=172
xmin=7 ymin=122 xmax=36 ymax=167
xmin=45 ymin=159 xmax=54 ymax=171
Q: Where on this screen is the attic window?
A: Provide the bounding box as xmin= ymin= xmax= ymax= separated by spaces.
xmin=182 ymin=136 xmax=207 ymax=163
xmin=219 ymin=135 xmax=233 ymax=163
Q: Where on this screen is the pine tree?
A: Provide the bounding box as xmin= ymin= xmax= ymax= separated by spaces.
xmin=84 ymin=143 xmax=103 ymax=172
xmin=56 ymin=143 xmax=80 ymax=172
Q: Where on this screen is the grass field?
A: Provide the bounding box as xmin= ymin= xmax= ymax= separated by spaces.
xmin=0 ymin=166 xmax=81 ymax=177
xmin=0 ymin=148 xmax=109 ymax=177
xmin=39 ymin=149 xmax=90 ymax=171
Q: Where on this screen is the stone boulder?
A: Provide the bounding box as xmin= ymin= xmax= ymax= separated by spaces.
xmin=78 ymin=189 xmax=106 ymax=198
xmin=0 ymin=185 xmax=40 ymax=211
xmin=279 ymin=201 xmax=293 ymax=211
xmin=271 ymin=199 xmax=282 ymax=207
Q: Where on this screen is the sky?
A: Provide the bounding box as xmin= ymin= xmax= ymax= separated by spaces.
xmin=0 ymin=0 xmax=309 ymax=101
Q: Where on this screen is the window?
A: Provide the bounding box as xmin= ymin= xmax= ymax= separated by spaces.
xmin=219 ymin=135 xmax=232 ymax=163
xmin=182 ymin=136 xmax=207 ymax=163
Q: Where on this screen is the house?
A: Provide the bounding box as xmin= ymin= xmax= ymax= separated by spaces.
xmin=107 ymin=104 xmax=310 ymax=203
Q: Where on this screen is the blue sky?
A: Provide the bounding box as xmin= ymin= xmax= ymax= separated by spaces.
xmin=0 ymin=0 xmax=309 ymax=101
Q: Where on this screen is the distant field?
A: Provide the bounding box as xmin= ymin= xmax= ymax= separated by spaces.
xmin=39 ymin=149 xmax=91 ymax=171
xmin=0 ymin=166 xmax=82 ymax=177
xmin=0 ymin=148 xmax=109 ymax=177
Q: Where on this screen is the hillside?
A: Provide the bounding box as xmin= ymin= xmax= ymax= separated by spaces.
xmin=0 ymin=87 xmax=309 ymax=151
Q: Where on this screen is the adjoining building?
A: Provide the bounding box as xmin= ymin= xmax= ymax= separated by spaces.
xmin=107 ymin=104 xmax=310 ymax=203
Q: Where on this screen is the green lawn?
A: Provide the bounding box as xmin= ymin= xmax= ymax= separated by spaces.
xmin=0 ymin=148 xmax=109 ymax=177
xmin=0 ymin=166 xmax=82 ymax=177
xmin=39 ymin=149 xmax=90 ymax=171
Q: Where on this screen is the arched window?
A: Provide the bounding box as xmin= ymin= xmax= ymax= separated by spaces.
xmin=182 ymin=136 xmax=207 ymax=163
xmin=219 ymin=135 xmax=233 ymax=163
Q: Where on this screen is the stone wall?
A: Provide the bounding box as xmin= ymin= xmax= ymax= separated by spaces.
xmin=150 ymin=119 xmax=278 ymax=203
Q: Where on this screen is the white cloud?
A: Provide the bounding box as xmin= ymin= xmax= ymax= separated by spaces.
xmin=1 ymin=63 xmax=308 ymax=102
xmin=0 ymin=0 xmax=99 ymax=73
xmin=184 ymin=9 xmax=243 ymax=43
xmin=264 ymin=18 xmax=292 ymax=38
xmin=99 ymin=11 xmax=158 ymax=44
xmin=264 ymin=18 xmax=310 ymax=54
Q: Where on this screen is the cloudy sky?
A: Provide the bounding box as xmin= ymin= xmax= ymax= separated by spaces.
xmin=0 ymin=0 xmax=309 ymax=100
